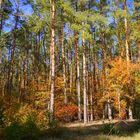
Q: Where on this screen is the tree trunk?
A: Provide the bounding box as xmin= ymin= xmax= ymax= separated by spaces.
xmin=61 ymin=23 xmax=67 ymax=104
xmin=49 ymin=0 xmax=56 ymax=121
xmin=117 ymin=89 xmax=121 ymax=119
xmin=93 ymin=49 xmax=97 ymax=119
xmin=137 ymin=41 xmax=140 ymax=63
xmin=89 ymin=43 xmax=93 ymax=121
xmin=0 ymin=0 xmax=2 ymax=7
xmin=7 ymin=7 xmax=19 ymax=103
xmin=69 ymin=47 xmax=73 ymax=95
xmin=124 ymin=0 xmax=130 ymax=65
xmin=0 ymin=0 xmax=3 ymax=35
xmin=83 ymin=30 xmax=87 ymax=124
xmin=75 ymin=32 xmax=81 ymax=121
xmin=108 ymin=99 xmax=112 ymax=120
xmin=124 ymin=0 xmax=133 ymax=120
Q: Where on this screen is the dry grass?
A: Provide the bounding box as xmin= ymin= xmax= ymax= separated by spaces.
xmin=41 ymin=120 xmax=139 ymax=140
xmin=42 ymin=132 xmax=140 ymax=140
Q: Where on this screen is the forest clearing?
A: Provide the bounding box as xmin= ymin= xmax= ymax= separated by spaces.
xmin=41 ymin=120 xmax=140 ymax=140
xmin=1 ymin=0 xmax=140 ymax=140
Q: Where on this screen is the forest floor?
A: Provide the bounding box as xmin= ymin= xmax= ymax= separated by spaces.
xmin=41 ymin=119 xmax=139 ymax=140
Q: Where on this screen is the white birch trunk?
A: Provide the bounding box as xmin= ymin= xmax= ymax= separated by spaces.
xmin=50 ymin=0 xmax=56 ymax=121
xmin=77 ymin=43 xmax=81 ymax=121
xmin=124 ymin=0 xmax=133 ymax=120
xmin=61 ymin=23 xmax=67 ymax=104
xmin=83 ymin=30 xmax=87 ymax=124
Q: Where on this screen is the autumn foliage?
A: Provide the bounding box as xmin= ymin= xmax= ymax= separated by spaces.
xmin=55 ymin=104 xmax=78 ymax=122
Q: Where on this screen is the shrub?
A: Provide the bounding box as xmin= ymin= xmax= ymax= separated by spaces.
xmin=101 ymin=123 xmax=120 ymax=135
xmin=55 ymin=105 xmax=78 ymax=122
xmin=4 ymin=122 xmax=23 ymax=140
xmin=4 ymin=113 xmax=40 ymax=140
xmin=132 ymin=120 xmax=140 ymax=132
xmin=0 ymin=103 xmax=6 ymax=128
xmin=46 ymin=111 xmax=59 ymax=128
xmin=48 ymin=118 xmax=59 ymax=129
xmin=14 ymin=105 xmax=48 ymax=130
xmin=22 ymin=113 xmax=40 ymax=140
